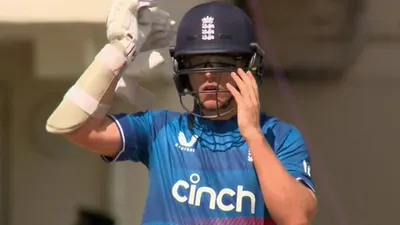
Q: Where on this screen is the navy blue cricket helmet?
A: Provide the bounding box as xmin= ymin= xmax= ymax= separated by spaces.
xmin=169 ymin=1 xmax=265 ymax=118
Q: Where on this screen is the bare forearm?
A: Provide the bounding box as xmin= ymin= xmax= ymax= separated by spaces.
xmin=246 ymin=133 xmax=316 ymax=225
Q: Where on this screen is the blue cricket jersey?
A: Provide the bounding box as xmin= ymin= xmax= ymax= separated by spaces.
xmin=103 ymin=110 xmax=315 ymax=225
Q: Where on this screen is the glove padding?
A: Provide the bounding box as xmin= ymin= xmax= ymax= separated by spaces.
xmin=115 ymin=49 xmax=171 ymax=109
xmin=106 ymin=0 xmax=176 ymax=109
xmin=106 ymin=0 xmax=175 ymax=61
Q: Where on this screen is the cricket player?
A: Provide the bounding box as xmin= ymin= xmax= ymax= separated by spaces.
xmin=46 ymin=1 xmax=317 ymax=224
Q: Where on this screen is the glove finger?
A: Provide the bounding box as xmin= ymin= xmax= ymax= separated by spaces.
xmin=151 ymin=23 xmax=169 ymax=32
xmin=141 ymin=35 xmax=170 ymax=52
xmin=129 ymin=0 xmax=156 ymax=13
xmin=136 ymin=7 xmax=153 ymax=25
xmin=148 ymin=30 xmax=168 ymax=40
xmin=151 ymin=18 xmax=168 ymax=27
xmin=107 ymin=0 xmax=134 ymax=39
xmin=138 ymin=0 xmax=156 ymax=9
xmin=162 ymin=21 xmax=177 ymax=39
xmin=145 ymin=32 xmax=174 ymax=48
xmin=151 ymin=8 xmax=171 ymax=20
xmin=151 ymin=19 xmax=175 ymax=35
xmin=151 ymin=10 xmax=171 ymax=26
xmin=151 ymin=39 xmax=170 ymax=48
xmin=143 ymin=21 xmax=176 ymax=44
xmin=166 ymin=28 xmax=176 ymax=41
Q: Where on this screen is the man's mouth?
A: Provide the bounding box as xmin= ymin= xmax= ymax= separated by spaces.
xmin=202 ymin=84 xmax=219 ymax=92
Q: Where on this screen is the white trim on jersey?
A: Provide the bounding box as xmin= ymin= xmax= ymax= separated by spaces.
xmin=101 ymin=114 xmax=126 ymax=162
xmin=296 ymin=177 xmax=316 ymax=193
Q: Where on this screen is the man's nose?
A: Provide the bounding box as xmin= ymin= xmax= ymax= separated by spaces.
xmin=205 ymin=72 xmax=218 ymax=82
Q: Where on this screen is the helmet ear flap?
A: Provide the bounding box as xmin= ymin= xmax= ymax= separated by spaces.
xmin=171 ymin=47 xmax=194 ymax=95
xmin=173 ymin=74 xmax=185 ymax=94
xmin=183 ymin=75 xmax=192 ymax=92
xmin=172 ymin=51 xmax=191 ymax=94
xmin=173 ymin=58 xmax=192 ymax=95
xmin=173 ymin=74 xmax=192 ymax=94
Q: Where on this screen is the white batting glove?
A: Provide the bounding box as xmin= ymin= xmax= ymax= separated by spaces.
xmin=139 ymin=7 xmax=176 ymax=52
xmin=96 ymin=0 xmax=175 ymax=75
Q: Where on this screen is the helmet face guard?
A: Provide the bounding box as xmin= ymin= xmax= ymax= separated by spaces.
xmin=170 ymin=43 xmax=265 ymax=119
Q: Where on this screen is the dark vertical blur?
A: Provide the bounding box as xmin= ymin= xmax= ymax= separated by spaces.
xmin=75 ymin=208 xmax=114 ymax=225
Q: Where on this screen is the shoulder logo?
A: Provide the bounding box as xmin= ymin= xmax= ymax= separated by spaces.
xmin=175 ymin=131 xmax=198 ymax=152
xmin=201 ymin=16 xmax=215 ymax=40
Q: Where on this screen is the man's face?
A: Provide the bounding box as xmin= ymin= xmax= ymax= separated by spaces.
xmin=185 ymin=54 xmax=245 ymax=111
xmin=189 ymin=71 xmax=234 ymax=110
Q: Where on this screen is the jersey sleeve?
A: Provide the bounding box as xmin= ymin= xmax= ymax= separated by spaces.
xmin=275 ymin=125 xmax=316 ymax=193
xmin=101 ymin=111 xmax=153 ymax=164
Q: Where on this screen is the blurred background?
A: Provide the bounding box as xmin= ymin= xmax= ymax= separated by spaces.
xmin=0 ymin=0 xmax=398 ymax=224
